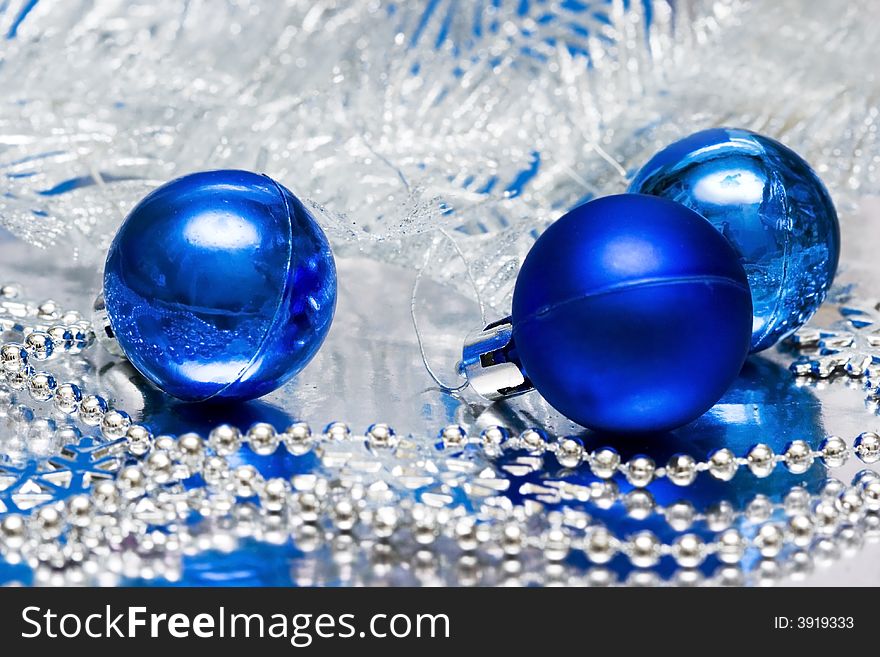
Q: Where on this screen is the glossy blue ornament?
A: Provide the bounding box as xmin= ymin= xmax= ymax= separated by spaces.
xmin=630 ymin=127 xmax=839 ymax=352
xmin=510 ymin=194 xmax=752 ymax=434
xmin=103 ymin=170 xmax=337 ymax=402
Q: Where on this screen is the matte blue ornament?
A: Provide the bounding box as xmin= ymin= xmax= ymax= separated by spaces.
xmin=463 ymin=194 xmax=753 ymax=434
xmin=630 ymin=127 xmax=839 ymax=352
xmin=102 ymin=170 xmax=337 ymax=402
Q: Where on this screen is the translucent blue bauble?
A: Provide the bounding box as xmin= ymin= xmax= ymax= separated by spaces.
xmin=630 ymin=127 xmax=840 ymax=352
xmin=510 ymin=194 xmax=753 ymax=434
xmin=103 ymin=170 xmax=337 ymax=402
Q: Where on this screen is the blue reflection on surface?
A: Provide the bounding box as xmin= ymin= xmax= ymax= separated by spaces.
xmin=498 ymin=356 xmax=826 ymax=579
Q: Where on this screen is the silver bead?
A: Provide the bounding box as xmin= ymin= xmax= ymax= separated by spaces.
xmin=37 ymin=299 xmax=60 ymax=321
xmin=283 ymin=422 xmax=314 ymax=455
xmin=754 ymin=523 xmax=785 ymax=558
xmin=542 ymin=526 xmax=570 ymax=562
xmin=233 ymin=465 xmax=263 ymax=498
xmin=854 ymin=432 xmax=880 ymax=464
xmin=865 ymin=510 xmax=880 ymax=538
xmin=126 ymin=425 xmax=154 ymax=457
xmin=853 ymin=469 xmax=880 ymax=488
xmin=144 ymin=450 xmax=174 ymax=484
xmin=754 ymin=558 xmax=783 ymax=587
xmin=715 ymin=565 xmax=745 ymax=586
xmin=672 ymin=533 xmax=706 ymax=568
xmin=412 ymin=510 xmax=437 ymax=546
xmin=330 ymin=499 xmax=358 ymax=532
xmin=66 ymin=495 xmax=93 ymax=528
xmin=78 ymin=395 xmax=107 ymax=426
xmin=202 ymin=456 xmax=229 ymax=487
xmin=500 ymin=522 xmax=523 ymax=556
xmin=153 ymin=434 xmax=177 ymax=454
xmin=589 ymin=447 xmax=620 ymax=479
xmin=24 ymin=331 xmax=54 ymax=361
xmin=117 ymin=466 xmax=147 ymax=499
xmin=586 ymin=568 xmax=617 ymax=587
xmin=707 ymin=447 xmax=738 ymax=481
xmin=175 ymin=433 xmax=204 ymax=469
xmin=819 ymin=435 xmax=849 ymax=468
xmin=367 ymin=423 xmax=397 ymax=448
xmin=836 ymin=488 xmax=863 ymax=523
xmin=260 ymin=478 xmax=290 ymax=513
xmin=247 ymin=422 xmax=279 ymax=455
xmin=820 ymin=478 xmax=846 ymax=499
xmin=47 ymin=325 xmax=71 ymax=351
xmin=61 ymin=309 xmax=83 ymax=325
xmin=209 ymin=424 xmax=241 ymax=456
xmin=91 ymin=480 xmax=120 ymax=513
xmin=666 ymin=453 xmax=697 ymax=486
xmin=665 ymin=500 xmax=696 ymax=531
xmin=293 ymin=523 xmax=322 ymax=553
xmin=813 ymin=499 xmax=841 ymax=534
xmin=33 ymin=505 xmax=64 ymax=540
xmin=745 ymin=494 xmax=773 ymax=523
xmin=519 ymin=428 xmax=545 ymax=453
xmin=627 ymin=530 xmax=661 ymax=568
xmin=813 ymin=537 xmax=840 ymax=565
xmin=862 ymin=481 xmax=880 ymax=512
xmin=0 ymin=514 xmax=27 ymax=549
xmin=787 ymin=514 xmax=814 ymax=548
xmin=0 ymin=283 xmax=20 ymax=299
xmin=583 ymin=527 xmax=616 ymax=564
xmin=480 ymin=426 xmax=506 ymax=454
xmin=27 ymin=371 xmax=57 ymax=402
xmin=783 ymin=440 xmax=814 ymax=474
xmin=53 ymin=383 xmax=82 ymax=414
xmin=292 ymin=492 xmax=321 ymax=523
xmin=101 ymin=409 xmax=131 ymax=439
xmin=5 ymin=365 xmax=31 ymax=390
xmin=0 ymin=343 xmax=27 ymax=372
xmin=439 ymin=424 xmax=467 ymax=448
xmin=623 ymin=490 xmax=655 ymax=520
xmin=838 ymin=526 xmax=864 ymax=556
xmin=455 ymin=518 xmax=479 ymax=552
xmin=65 ymin=322 xmax=90 ymax=353
xmin=589 ymin=481 xmax=618 ymax=509
xmin=672 ymin=569 xmax=704 ymax=587
xmin=556 ymin=438 xmax=583 ymax=469
xmin=783 ymin=486 xmax=811 ymax=515
xmin=325 ymin=421 xmax=351 ymax=441
xmin=747 ymin=443 xmax=776 ymax=478
xmin=373 ymin=507 xmax=399 ymax=540
xmin=716 ymin=528 xmax=746 ymax=564
xmin=626 ymin=570 xmax=661 ymax=587
xmin=788 ymin=550 xmax=814 ymax=580
xmin=624 ymin=455 xmax=655 ymax=488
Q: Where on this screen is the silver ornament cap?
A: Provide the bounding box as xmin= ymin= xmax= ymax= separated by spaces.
xmin=460 ymin=317 xmax=532 ymax=400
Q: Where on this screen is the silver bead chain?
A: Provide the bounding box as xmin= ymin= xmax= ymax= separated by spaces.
xmin=0 ymin=421 xmax=877 ymax=585
xmin=440 ymin=425 xmax=879 ymax=482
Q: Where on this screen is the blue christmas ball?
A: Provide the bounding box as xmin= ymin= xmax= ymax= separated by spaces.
xmin=630 ymin=127 xmax=839 ymax=352
xmin=103 ymin=170 xmax=337 ymax=402
xmin=510 ymin=194 xmax=752 ymax=434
